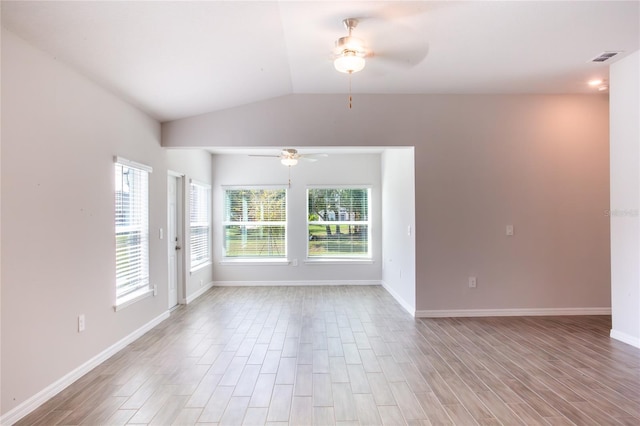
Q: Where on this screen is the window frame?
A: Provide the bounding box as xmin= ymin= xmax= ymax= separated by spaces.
xmin=189 ymin=180 xmax=212 ymax=272
xmin=306 ymin=186 xmax=372 ymax=261
xmin=114 ymin=156 xmax=153 ymax=310
xmin=222 ymin=186 xmax=288 ymax=260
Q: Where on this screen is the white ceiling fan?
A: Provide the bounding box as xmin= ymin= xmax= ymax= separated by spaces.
xmin=250 ymin=148 xmax=328 ymax=166
xmin=332 ymin=14 xmax=429 ymax=72
xmin=331 ymin=16 xmax=429 ymax=107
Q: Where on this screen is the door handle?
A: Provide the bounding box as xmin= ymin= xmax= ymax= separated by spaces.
xmin=175 ymin=245 xmax=182 ymax=250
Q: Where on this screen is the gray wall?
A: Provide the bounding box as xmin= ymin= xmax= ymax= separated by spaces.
xmin=166 ymin=148 xmax=214 ymax=299
xmin=381 ymin=148 xmax=416 ymax=313
xmin=163 ymin=93 xmax=611 ymax=313
xmin=211 ymin=153 xmax=382 ymax=284
xmin=1 ymin=29 xmax=167 ymax=414
xmin=0 ymin=30 xmax=214 ymax=417
xmin=610 ymin=49 xmax=640 ymax=347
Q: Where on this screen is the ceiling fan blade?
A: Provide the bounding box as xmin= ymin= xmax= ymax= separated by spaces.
xmin=350 ymin=15 xmax=429 ymax=68
xmin=372 ymin=43 xmax=429 ymax=68
xmin=302 ymin=153 xmax=329 ymax=159
xmin=249 ymin=154 xmax=281 ymax=158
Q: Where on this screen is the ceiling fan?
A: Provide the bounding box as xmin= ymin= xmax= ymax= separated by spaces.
xmin=333 ymin=18 xmax=368 ymax=74
xmin=332 ymin=17 xmax=429 ymax=107
xmin=333 ymin=16 xmax=429 ymax=72
xmin=250 ymin=148 xmax=328 ymax=167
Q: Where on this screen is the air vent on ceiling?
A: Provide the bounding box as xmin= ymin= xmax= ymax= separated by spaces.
xmin=591 ymin=51 xmax=622 ymax=62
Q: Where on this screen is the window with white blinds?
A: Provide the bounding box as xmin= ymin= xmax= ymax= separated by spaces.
xmin=223 ymin=188 xmax=287 ymax=258
xmin=190 ymin=181 xmax=211 ymax=270
xmin=307 ymin=187 xmax=371 ymax=258
xmin=115 ymin=159 xmax=151 ymax=304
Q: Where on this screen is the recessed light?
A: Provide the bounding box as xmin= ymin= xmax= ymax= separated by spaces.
xmin=588 ymin=79 xmax=603 ymax=86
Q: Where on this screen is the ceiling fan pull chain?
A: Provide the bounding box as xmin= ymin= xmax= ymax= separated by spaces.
xmin=349 ymin=73 xmax=353 ymax=109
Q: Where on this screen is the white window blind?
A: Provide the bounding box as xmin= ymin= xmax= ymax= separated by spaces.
xmin=190 ymin=181 xmax=211 ymax=269
xmin=223 ymin=188 xmax=287 ymax=258
xmin=115 ymin=159 xmax=151 ymax=303
xmin=307 ymin=188 xmax=371 ymax=258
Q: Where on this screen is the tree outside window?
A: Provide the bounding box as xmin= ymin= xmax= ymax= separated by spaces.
xmin=307 ymin=188 xmax=370 ymax=258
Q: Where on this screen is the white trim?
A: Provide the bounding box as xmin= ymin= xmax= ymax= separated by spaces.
xmin=415 ymin=307 xmax=612 ymax=318
xmin=220 ymin=259 xmax=290 ymax=266
xmin=190 ymin=178 xmax=211 ymax=189
xmin=222 ymin=184 xmax=288 ymax=191
xmin=213 ymin=280 xmax=381 ymax=287
xmin=114 ymin=155 xmax=153 ymax=173
xmin=610 ymin=329 xmax=640 ymax=348
xmin=167 ymin=169 xmax=185 ymax=177
xmin=0 ymin=311 xmax=170 ymax=426
xmin=113 ymin=288 xmax=154 ymax=311
xmin=185 ymin=280 xmax=215 ymax=304
xmin=306 ymin=184 xmax=373 ymax=190
xmin=190 ymin=261 xmax=212 ymax=274
xmin=380 ymin=280 xmax=415 ymax=317
xmin=304 ymin=258 xmax=374 ymax=265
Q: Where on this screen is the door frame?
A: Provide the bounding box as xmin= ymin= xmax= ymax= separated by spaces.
xmin=168 ymin=171 xmax=186 ymax=306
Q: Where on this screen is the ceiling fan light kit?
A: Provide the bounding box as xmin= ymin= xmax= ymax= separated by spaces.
xmin=280 ymin=157 xmax=298 ymax=166
xmin=334 ymin=50 xmax=366 ymax=74
xmin=333 ymin=22 xmax=367 ymax=74
xmin=333 ymin=18 xmax=368 ymax=108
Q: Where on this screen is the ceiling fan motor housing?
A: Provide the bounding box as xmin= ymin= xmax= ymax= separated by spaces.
xmin=282 ymin=148 xmax=298 ymax=158
xmin=335 ymin=35 xmax=366 ymax=56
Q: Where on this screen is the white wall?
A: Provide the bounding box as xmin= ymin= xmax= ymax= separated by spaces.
xmin=1 ymin=29 xmax=167 ymax=417
xmin=163 ymin=93 xmax=611 ymax=314
xmin=211 ymin=153 xmax=382 ymax=284
xmin=166 ymin=148 xmax=214 ymax=299
xmin=610 ymin=49 xmax=640 ymax=348
xmin=381 ymin=148 xmax=416 ymax=314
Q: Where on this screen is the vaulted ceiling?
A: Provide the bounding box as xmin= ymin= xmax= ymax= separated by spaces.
xmin=2 ymin=1 xmax=638 ymax=122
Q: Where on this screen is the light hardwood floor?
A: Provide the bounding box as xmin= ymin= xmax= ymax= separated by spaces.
xmin=16 ymin=286 xmax=640 ymax=425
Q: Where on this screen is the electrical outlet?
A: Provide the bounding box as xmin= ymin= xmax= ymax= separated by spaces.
xmin=78 ymin=314 xmax=85 ymax=332
xmin=469 ymin=277 xmax=477 ymax=288
xmin=506 ymin=225 xmax=514 ymax=236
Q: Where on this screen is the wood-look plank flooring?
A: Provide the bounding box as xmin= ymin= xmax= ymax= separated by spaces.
xmin=16 ymin=286 xmax=640 ymax=425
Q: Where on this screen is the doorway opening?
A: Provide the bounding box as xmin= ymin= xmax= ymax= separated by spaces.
xmin=168 ymin=173 xmax=185 ymax=309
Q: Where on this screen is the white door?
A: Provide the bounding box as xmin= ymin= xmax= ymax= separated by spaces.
xmin=168 ymin=175 xmax=181 ymax=309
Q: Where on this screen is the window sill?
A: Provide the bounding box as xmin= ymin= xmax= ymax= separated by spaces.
xmin=220 ymin=258 xmax=290 ymax=266
xmin=304 ymin=258 xmax=374 ymax=265
xmin=190 ymin=261 xmax=212 ymax=274
xmin=114 ymin=288 xmax=154 ymax=312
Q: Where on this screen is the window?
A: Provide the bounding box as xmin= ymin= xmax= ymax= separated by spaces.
xmin=190 ymin=181 xmax=211 ymax=270
xmin=115 ymin=158 xmax=152 ymax=305
xmin=223 ymin=188 xmax=287 ymax=258
xmin=307 ymin=188 xmax=371 ymax=258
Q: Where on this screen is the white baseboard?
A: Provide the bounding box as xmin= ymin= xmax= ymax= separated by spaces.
xmin=415 ymin=307 xmax=612 ymax=318
xmin=212 ymin=280 xmax=381 ymax=287
xmin=610 ymin=329 xmax=640 ymax=348
xmin=184 ymin=280 xmax=214 ymax=304
xmin=0 ymin=311 xmax=170 ymax=426
xmin=380 ymin=281 xmax=415 ymax=317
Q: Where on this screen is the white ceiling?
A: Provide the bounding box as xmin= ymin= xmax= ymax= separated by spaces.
xmin=2 ymin=1 xmax=638 ymax=122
